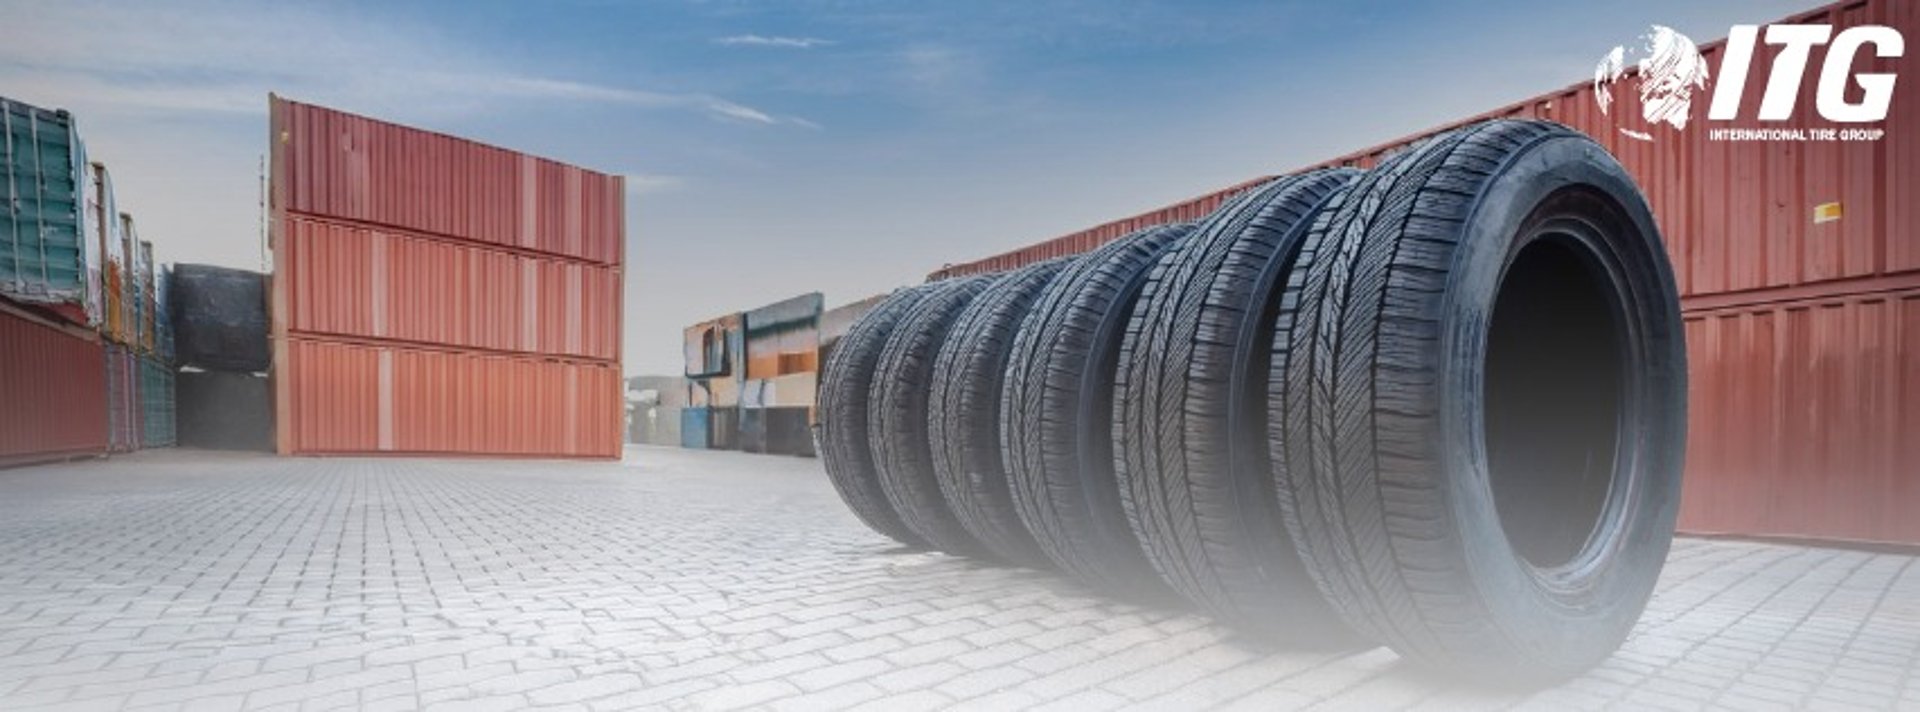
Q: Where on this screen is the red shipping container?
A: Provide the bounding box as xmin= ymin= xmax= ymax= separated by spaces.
xmin=269 ymin=97 xmax=626 ymax=459
xmin=282 ymin=216 xmax=619 ymax=361
xmin=271 ymin=97 xmax=625 ymax=266
xmin=280 ymin=339 xmax=622 ymax=458
xmin=0 ymin=303 xmax=107 ymax=467
xmin=1680 ymin=288 xmax=1920 ymax=545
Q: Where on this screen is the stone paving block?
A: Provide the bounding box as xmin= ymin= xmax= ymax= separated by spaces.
xmin=0 ymin=448 xmax=1910 ymax=711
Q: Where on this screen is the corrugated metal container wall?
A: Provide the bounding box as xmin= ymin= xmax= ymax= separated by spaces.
xmin=154 ymin=264 xmax=174 ymax=363
xmin=926 ymin=177 xmax=1270 ymax=280
xmin=0 ymin=306 xmax=107 ymax=466
xmin=118 ymin=213 xmax=143 ymax=349
xmin=280 ymin=339 xmax=622 ymax=457
xmin=684 ymin=313 xmax=744 ymax=409
xmin=135 ymin=239 xmax=156 ymax=354
xmin=743 ymin=292 xmax=822 ymax=380
xmin=1299 ymin=0 xmax=1918 ymax=305
xmin=282 ymin=216 xmax=618 ymax=360
xmin=90 ymin=162 xmax=130 ymax=344
xmin=104 ymin=343 xmax=139 ymax=452
xmin=270 ymin=96 xmax=625 ymax=459
xmin=138 ymin=356 xmax=175 ymax=447
xmin=274 ymin=98 xmax=623 ymax=265
xmin=681 ymin=407 xmax=711 ymax=449
xmin=1 ymin=97 xmax=99 ymax=327
xmin=1681 ymin=288 xmax=1920 ymax=545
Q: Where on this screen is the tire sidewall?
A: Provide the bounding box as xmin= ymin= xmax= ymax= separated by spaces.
xmin=1439 ymin=134 xmax=1687 ymax=668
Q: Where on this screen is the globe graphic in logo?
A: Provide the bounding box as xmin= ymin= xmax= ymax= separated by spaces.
xmin=1593 ymin=25 xmax=1712 ymax=142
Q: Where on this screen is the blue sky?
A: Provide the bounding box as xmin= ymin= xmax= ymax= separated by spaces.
xmin=1 ymin=0 xmax=1808 ymax=375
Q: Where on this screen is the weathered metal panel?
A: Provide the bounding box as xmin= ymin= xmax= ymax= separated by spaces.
xmin=135 ymin=239 xmax=155 ymax=354
xmin=138 ymin=355 xmax=175 ymax=448
xmin=680 ymin=407 xmax=710 ymax=450
xmin=282 ymin=216 xmax=618 ymax=360
xmin=1 ymin=97 xmax=99 ymax=326
xmin=178 ymin=370 xmax=273 ymax=452
xmin=104 ymin=343 xmax=140 ymax=452
xmin=0 ymin=304 xmax=106 ymax=466
xmin=271 ymin=96 xmax=623 ymax=265
xmin=172 ymin=264 xmax=270 ymax=373
xmin=685 ymin=313 xmax=745 ymax=409
xmin=1678 ymin=288 xmax=1920 ymax=545
xmin=90 ymin=161 xmax=129 ymax=343
xmin=117 ymin=213 xmax=143 ymax=349
xmin=280 ymin=339 xmax=621 ymax=458
xmin=154 ymin=264 xmax=174 ymax=364
xmin=743 ymin=292 xmax=822 ymax=380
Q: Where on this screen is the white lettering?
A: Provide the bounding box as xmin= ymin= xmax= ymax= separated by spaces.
xmin=1818 ymin=26 xmax=1904 ymax=122
xmin=1759 ymin=25 xmax=1833 ymax=121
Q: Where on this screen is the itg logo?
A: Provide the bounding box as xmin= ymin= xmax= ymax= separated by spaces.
xmin=1594 ymin=23 xmax=1904 ymax=142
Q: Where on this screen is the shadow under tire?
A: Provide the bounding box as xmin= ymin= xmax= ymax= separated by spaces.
xmin=1270 ymin=119 xmax=1687 ymax=679
xmin=819 ymin=284 xmax=939 ymax=547
xmin=1002 ymin=223 xmax=1196 ymax=597
xmin=930 ymin=260 xmax=1072 ymax=568
xmin=1114 ymin=170 xmax=1358 ymax=640
xmin=872 ymin=276 xmax=997 ymax=556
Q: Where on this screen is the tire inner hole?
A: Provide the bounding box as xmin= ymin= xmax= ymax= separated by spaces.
xmin=1485 ymin=234 xmax=1626 ymax=570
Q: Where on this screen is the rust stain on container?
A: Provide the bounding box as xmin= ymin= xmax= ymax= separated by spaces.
xmin=0 ymin=304 xmax=108 ymax=467
xmin=269 ymin=96 xmax=625 ymax=459
xmin=1679 ymin=288 xmax=1920 ymax=545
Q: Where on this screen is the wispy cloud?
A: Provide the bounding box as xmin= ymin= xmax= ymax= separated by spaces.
xmin=0 ymin=0 xmax=804 ymax=127
xmin=624 ymin=174 xmax=686 ymax=196
xmin=714 ymin=35 xmax=836 ymax=49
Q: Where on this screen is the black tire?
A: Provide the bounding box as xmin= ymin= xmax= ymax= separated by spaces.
xmin=1003 ymin=223 xmax=1195 ymax=596
xmin=1270 ymin=119 xmax=1687 ymax=679
xmin=819 ymin=284 xmax=940 ymax=547
xmin=871 ymin=276 xmax=997 ymax=556
xmin=1114 ymin=169 xmax=1357 ymax=639
xmin=929 ymin=259 xmax=1072 ymax=568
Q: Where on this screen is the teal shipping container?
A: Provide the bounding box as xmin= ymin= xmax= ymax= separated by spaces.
xmin=138 ymin=356 xmax=175 ymax=447
xmin=1 ymin=96 xmax=99 ymax=327
xmin=104 ymin=343 xmax=139 ymax=452
xmin=681 ymin=407 xmax=710 ymax=449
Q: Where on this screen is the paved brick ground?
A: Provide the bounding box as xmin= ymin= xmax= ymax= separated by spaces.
xmin=0 ymin=447 xmax=1914 ymax=711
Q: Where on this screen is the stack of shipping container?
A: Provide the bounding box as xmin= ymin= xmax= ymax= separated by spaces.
xmin=2 ymin=96 xmax=173 ymax=467
xmin=679 ymin=292 xmax=873 ymax=457
xmin=268 ymin=97 xmax=625 ymax=458
xmin=169 ymin=263 xmax=272 ymax=450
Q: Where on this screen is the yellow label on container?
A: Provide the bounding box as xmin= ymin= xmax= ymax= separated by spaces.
xmin=1814 ymin=202 xmax=1843 ymax=224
